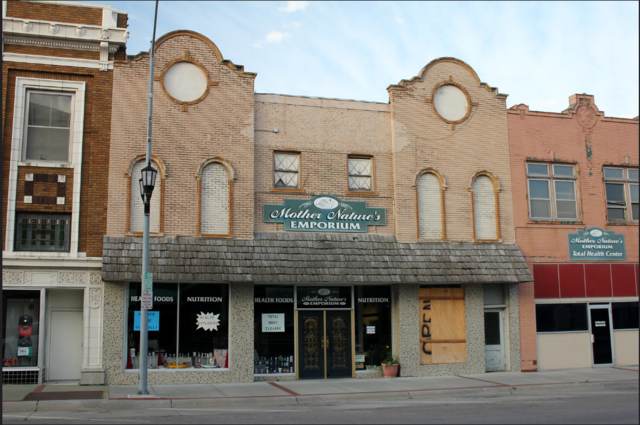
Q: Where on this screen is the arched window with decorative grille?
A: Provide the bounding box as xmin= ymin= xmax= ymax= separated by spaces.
xmin=127 ymin=156 xmax=164 ymax=234
xmin=415 ymin=169 xmax=446 ymax=241
xmin=470 ymin=172 xmax=500 ymax=241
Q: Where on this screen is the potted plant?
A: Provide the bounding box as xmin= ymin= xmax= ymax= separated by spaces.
xmin=381 ymin=352 xmax=399 ymax=378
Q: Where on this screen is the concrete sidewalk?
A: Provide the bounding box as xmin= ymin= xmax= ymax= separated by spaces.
xmin=3 ymin=366 xmax=638 ymax=412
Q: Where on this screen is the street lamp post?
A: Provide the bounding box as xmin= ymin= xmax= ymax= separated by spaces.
xmin=138 ymin=0 xmax=159 ymax=396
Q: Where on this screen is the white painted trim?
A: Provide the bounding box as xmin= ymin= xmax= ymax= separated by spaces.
xmin=6 ymin=77 xmax=85 ymax=258
xmin=3 ymin=18 xmax=129 ymax=44
xmin=4 ymin=35 xmax=119 ymax=52
xmin=2 ymin=257 xmax=102 ymax=268
xmin=3 ymin=52 xmax=114 ymax=70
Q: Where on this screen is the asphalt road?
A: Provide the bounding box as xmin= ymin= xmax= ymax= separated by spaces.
xmin=3 ymin=385 xmax=638 ymax=424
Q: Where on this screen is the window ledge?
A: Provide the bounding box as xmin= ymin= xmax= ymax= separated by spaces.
xmin=473 ymin=239 xmax=503 ymax=244
xmin=417 ymin=238 xmax=448 ymax=243
xmin=125 ymin=232 xmax=165 ymax=237
xmin=527 ymin=220 xmax=584 ymax=225
xmin=197 ymin=233 xmax=234 ymax=239
xmin=606 ymin=222 xmax=639 ymax=226
xmin=18 ymin=161 xmax=74 ymax=168
xmin=270 ymin=187 xmax=304 ymax=193
xmin=345 ymin=190 xmax=378 ymax=196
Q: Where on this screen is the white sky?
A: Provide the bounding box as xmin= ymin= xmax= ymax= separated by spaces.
xmin=95 ymin=1 xmax=638 ymax=118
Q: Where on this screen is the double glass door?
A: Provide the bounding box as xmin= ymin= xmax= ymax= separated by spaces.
xmin=297 ymin=310 xmax=353 ymax=379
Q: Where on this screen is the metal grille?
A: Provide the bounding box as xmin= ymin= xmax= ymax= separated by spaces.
xmin=15 ymin=213 xmax=71 ymax=252
xmin=348 ymin=157 xmax=372 ymax=190
xmin=274 ymin=153 xmax=300 ymax=188
xmin=2 ymin=369 xmax=40 ymax=385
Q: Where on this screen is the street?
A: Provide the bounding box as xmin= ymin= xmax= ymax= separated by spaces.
xmin=3 ymin=384 xmax=638 ymax=424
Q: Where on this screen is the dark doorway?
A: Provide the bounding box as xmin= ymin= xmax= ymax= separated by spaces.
xmin=589 ymin=308 xmax=613 ymax=365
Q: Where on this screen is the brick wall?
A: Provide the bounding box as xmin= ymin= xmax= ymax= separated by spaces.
xmin=4 ymin=44 xmax=101 ymax=61
xmin=2 ymin=63 xmax=115 ymax=257
xmin=389 ymin=59 xmax=516 ymax=244
xmin=507 ymin=95 xmax=639 ymax=371
xmin=6 ymin=1 xmax=103 ymax=26
xmin=107 ymin=32 xmax=255 ymax=239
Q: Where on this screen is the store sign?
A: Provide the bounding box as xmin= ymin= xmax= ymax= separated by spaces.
xmin=196 ymin=312 xmax=220 ymax=331
xmin=366 ymin=326 xmax=376 ymax=334
xmin=263 ymin=194 xmax=386 ymax=233
xmin=296 ymin=286 xmax=352 ymax=309
xmin=262 ymin=313 xmax=285 ymax=332
xmin=568 ymin=227 xmax=626 ymax=261
xmin=134 ymin=311 xmax=160 ymax=331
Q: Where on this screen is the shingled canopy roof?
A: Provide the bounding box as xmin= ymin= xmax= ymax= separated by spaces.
xmin=102 ymin=233 xmax=533 ymax=283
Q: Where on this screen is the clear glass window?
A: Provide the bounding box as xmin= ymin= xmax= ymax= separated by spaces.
xmin=354 ymin=286 xmax=392 ymax=368
xmin=630 ymin=184 xmax=639 ymax=221
xmin=527 ymin=163 xmax=549 ymax=176
xmin=628 ymin=169 xmax=639 ymax=181
xmin=274 ymin=152 xmax=300 ymax=188
xmin=603 ymin=167 xmax=624 ymax=179
xmin=14 ymin=213 xmax=71 ymax=252
xmin=24 ymin=92 xmax=72 ymax=163
xmin=348 ymin=157 xmax=373 ymax=191
xmin=253 ymin=286 xmax=295 ymax=374
xmin=603 ymin=167 xmax=639 ymax=222
xmin=3 ymin=290 xmax=41 ymax=368
xmin=527 ymin=163 xmax=577 ymax=221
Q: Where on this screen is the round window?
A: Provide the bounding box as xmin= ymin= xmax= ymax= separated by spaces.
xmin=433 ymin=84 xmax=469 ymax=122
xmin=163 ymin=61 xmax=208 ymax=103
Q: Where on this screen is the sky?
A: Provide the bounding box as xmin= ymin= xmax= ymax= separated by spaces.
xmin=92 ymin=1 xmax=638 ymax=118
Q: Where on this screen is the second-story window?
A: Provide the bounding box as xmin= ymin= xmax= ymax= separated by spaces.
xmin=527 ymin=163 xmax=578 ymax=221
xmin=348 ymin=156 xmax=373 ymax=191
xmin=24 ymin=91 xmax=72 ymax=163
xmin=273 ymin=152 xmax=300 ymax=189
xmin=604 ymin=167 xmax=639 ymax=222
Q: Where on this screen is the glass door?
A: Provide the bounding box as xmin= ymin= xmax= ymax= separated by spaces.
xmin=484 ymin=309 xmax=505 ymax=372
xmin=589 ymin=306 xmax=614 ymax=366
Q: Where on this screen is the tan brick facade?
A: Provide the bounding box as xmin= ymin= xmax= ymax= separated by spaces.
xmin=508 ymin=95 xmax=639 ymax=371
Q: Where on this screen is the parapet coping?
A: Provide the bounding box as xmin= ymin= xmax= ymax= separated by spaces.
xmin=255 ymin=93 xmax=390 ymax=112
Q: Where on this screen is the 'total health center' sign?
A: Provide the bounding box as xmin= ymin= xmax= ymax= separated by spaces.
xmin=263 ymin=195 xmax=386 ymax=233
xmin=568 ymin=227 xmax=626 ymax=261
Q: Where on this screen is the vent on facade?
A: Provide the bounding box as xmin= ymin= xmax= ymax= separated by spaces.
xmin=2 ymin=369 xmax=40 ymax=385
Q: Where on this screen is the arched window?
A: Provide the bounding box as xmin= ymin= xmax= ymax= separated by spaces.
xmin=471 ymin=172 xmax=500 ymax=241
xmin=415 ymin=170 xmax=446 ymax=240
xmin=126 ymin=155 xmax=165 ymax=235
xmin=197 ymin=158 xmax=234 ymax=237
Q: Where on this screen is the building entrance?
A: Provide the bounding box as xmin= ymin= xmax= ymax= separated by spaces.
xmin=297 ymin=310 xmax=353 ymax=379
xmin=589 ymin=305 xmax=613 ymax=366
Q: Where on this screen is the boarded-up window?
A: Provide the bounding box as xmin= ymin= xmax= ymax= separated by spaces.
xmin=417 ymin=173 xmax=443 ymax=239
xmin=130 ymin=160 xmax=161 ymax=233
xmin=473 ymin=175 xmax=497 ymax=240
xmin=419 ymin=287 xmax=466 ymax=364
xmin=201 ymin=162 xmax=230 ymax=235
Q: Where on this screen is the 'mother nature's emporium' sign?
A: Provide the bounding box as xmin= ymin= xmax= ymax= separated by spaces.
xmin=263 ymin=195 xmax=386 ymax=233
xmin=568 ymin=227 xmax=626 ymax=261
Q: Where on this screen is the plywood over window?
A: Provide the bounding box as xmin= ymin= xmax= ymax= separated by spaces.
xmin=419 ymin=287 xmax=466 ymax=364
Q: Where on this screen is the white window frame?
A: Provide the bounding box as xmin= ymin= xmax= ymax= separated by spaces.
xmin=22 ymin=90 xmax=74 ymax=164
xmin=273 ymin=152 xmax=300 ymax=189
xmin=527 ymin=163 xmax=578 ymax=221
xmin=4 ymin=77 xmax=86 ymax=257
xmin=603 ymin=167 xmax=639 ymax=223
xmin=347 ymin=156 xmax=373 ymax=192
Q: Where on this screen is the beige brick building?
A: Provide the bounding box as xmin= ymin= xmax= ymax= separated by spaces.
xmin=101 ymin=30 xmax=533 ymax=384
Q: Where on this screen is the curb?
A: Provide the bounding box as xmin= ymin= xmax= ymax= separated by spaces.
xmin=3 ymin=379 xmax=638 ymax=413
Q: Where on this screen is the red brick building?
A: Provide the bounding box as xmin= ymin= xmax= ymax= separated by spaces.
xmin=2 ymin=0 xmax=128 ymax=384
xmin=508 ymin=95 xmax=639 ymax=371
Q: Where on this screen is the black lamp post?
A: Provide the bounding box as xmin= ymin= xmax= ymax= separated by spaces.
xmin=139 ymin=165 xmax=158 ymax=214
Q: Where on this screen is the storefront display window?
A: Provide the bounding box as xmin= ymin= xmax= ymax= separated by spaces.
xmin=612 ymin=302 xmax=639 ymax=329
xmin=126 ymin=283 xmax=228 ymax=370
xmin=354 ymin=286 xmax=391 ymax=368
xmin=2 ymin=290 xmax=41 ymax=368
xmin=254 ymin=286 xmax=295 ymax=374
xmin=536 ymin=303 xmax=589 ymax=332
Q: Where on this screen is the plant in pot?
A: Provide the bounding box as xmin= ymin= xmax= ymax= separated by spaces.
xmin=381 ymin=352 xmax=399 ymax=378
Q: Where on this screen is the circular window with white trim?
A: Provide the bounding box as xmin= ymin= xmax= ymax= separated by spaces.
xmin=160 ymin=56 xmax=211 ymax=110
xmin=430 ymin=81 xmax=473 ymax=127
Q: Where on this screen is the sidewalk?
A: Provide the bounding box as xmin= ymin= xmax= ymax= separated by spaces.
xmin=3 ymin=366 xmax=638 ymax=412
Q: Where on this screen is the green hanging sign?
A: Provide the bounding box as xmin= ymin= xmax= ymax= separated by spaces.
xmin=263 ymin=194 xmax=386 ymax=233
xmin=568 ymin=227 xmax=626 ymax=261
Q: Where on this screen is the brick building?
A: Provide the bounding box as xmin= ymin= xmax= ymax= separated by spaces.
xmin=2 ymin=0 xmax=128 ymax=384
xmin=101 ymin=30 xmax=533 ymax=385
xmin=508 ymin=96 xmax=639 ymax=371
